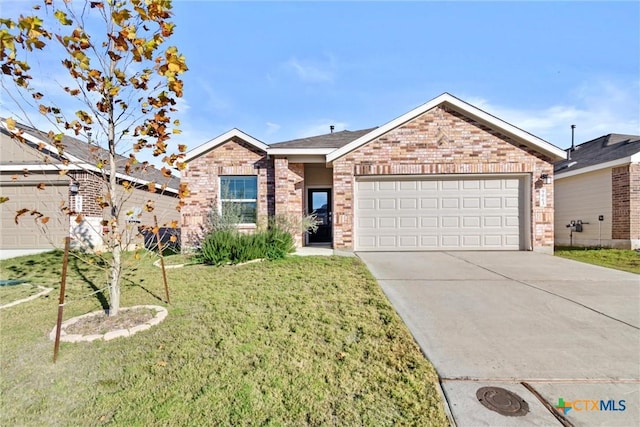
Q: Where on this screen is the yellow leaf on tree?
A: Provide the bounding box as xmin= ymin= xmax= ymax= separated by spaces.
xmin=5 ymin=117 xmax=16 ymax=130
xmin=41 ymin=216 xmax=50 ymax=224
xmin=36 ymin=182 xmax=45 ymax=190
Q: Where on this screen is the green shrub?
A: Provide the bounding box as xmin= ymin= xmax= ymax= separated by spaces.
xmin=197 ymin=226 xmax=295 ymax=265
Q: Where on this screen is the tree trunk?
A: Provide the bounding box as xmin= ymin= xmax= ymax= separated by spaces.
xmin=109 ymin=244 xmax=121 ymax=316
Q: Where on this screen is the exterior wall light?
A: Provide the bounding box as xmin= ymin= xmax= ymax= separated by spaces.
xmin=540 ymin=174 xmax=552 ymax=185
xmin=69 ymin=181 xmax=80 ymax=196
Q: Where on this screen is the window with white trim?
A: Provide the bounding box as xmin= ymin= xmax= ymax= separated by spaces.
xmin=220 ymin=176 xmax=258 ymax=224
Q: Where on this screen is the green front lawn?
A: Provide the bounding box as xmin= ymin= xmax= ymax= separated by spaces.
xmin=0 ymin=251 xmax=448 ymax=426
xmin=555 ymin=247 xmax=640 ymax=274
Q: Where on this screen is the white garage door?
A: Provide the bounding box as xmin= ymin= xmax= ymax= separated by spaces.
xmin=355 ymin=176 xmax=525 ymax=251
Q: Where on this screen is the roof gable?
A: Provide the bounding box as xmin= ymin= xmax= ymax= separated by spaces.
xmin=326 ymin=93 xmax=567 ymax=163
xmin=184 ymin=128 xmax=269 ymax=162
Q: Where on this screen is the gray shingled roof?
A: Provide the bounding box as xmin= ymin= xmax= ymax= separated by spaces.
xmin=554 ymin=133 xmax=640 ymax=174
xmin=270 ymin=128 xmax=377 ymax=149
xmin=3 ymin=120 xmax=180 ymax=190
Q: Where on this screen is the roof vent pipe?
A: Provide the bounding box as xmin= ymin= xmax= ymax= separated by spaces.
xmin=330 ymin=125 xmax=334 ymax=134
xmin=569 ymin=124 xmax=576 ymax=160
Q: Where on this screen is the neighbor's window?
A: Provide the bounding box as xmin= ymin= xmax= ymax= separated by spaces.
xmin=220 ymin=176 xmax=258 ymax=224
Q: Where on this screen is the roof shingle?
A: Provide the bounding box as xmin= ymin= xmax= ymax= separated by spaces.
xmin=554 ymin=133 xmax=640 ymax=174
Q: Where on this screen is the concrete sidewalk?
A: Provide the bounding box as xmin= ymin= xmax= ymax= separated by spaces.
xmin=359 ymin=251 xmax=640 ymax=426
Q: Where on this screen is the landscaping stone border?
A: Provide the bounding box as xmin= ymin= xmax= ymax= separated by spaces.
xmin=0 ymin=285 xmax=53 ymax=310
xmin=153 ymin=258 xmax=186 ymax=269
xmin=49 ymin=305 xmax=168 ymax=343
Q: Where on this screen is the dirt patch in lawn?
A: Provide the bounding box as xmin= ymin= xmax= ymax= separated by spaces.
xmin=64 ymin=306 xmax=156 ymax=335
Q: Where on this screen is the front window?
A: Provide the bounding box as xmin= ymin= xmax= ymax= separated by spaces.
xmin=220 ymin=176 xmax=258 ymax=224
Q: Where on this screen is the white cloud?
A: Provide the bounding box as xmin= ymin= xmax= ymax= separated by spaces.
xmin=466 ymin=79 xmax=640 ymax=148
xmin=283 ymin=56 xmax=336 ymax=84
xmin=195 ymin=79 xmax=231 ymax=113
xmin=265 ymin=122 xmax=281 ymax=135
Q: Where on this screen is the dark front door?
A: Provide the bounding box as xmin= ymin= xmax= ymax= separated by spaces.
xmin=308 ymin=188 xmax=332 ymax=244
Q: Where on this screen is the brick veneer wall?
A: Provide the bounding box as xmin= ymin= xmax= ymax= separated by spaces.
xmin=611 ymin=165 xmax=631 ymax=240
xmin=181 ymin=138 xmax=274 ymax=248
xmin=332 ymin=105 xmax=556 ymax=251
xmin=631 ymin=164 xmax=640 ymax=243
xmin=72 ymin=171 xmax=105 ymax=216
xmin=274 ymin=158 xmax=305 ymax=246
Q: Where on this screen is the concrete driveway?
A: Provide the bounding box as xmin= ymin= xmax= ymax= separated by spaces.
xmin=358 ymin=251 xmax=640 ymax=426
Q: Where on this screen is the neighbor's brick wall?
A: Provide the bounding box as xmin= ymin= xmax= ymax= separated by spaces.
xmin=274 ymin=158 xmax=305 ymax=246
xmin=611 ymin=164 xmax=639 ymax=242
xmin=72 ymin=171 xmax=104 ymax=216
xmin=332 ymin=105 xmax=556 ymax=251
xmin=181 ymin=138 xmax=274 ymax=248
xmin=631 ymin=163 xmax=640 ymax=242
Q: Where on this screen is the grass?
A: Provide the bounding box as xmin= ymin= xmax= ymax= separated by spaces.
xmin=0 ymin=251 xmax=448 ymax=426
xmin=555 ymin=247 xmax=640 ymax=274
xmin=0 ymin=283 xmax=43 ymax=306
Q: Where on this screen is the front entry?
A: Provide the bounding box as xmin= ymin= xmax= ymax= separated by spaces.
xmin=308 ymin=188 xmax=332 ymax=244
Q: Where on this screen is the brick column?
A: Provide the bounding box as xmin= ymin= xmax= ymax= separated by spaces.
xmin=274 ymin=157 xmax=305 ymax=246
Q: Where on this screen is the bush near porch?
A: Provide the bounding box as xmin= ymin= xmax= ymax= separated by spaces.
xmin=0 ymin=251 xmax=448 ymax=426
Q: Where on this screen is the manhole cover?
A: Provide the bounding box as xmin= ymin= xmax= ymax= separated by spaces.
xmin=476 ymin=386 xmax=529 ymax=417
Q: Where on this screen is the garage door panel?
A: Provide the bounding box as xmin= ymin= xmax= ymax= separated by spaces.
xmin=399 ymin=181 xmax=418 ymax=191
xmin=399 ymin=236 xmax=418 ymax=247
xmin=379 ymin=181 xmax=396 ymax=191
xmin=399 ymin=217 xmax=418 ymax=228
xmin=399 ymin=198 xmax=417 ymax=209
xmin=421 ymin=217 xmax=438 ymax=227
xmin=421 ymin=198 xmax=438 ymax=208
xmin=355 ymin=176 xmax=524 ymax=251
xmin=378 ymin=199 xmax=396 ymax=209
xmin=379 ymin=217 xmax=397 ymax=228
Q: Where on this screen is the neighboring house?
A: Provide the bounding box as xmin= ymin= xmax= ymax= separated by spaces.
xmin=0 ymin=120 xmax=181 ymax=259
xmin=554 ymin=134 xmax=640 ymax=249
xmin=182 ymin=93 xmax=567 ymax=253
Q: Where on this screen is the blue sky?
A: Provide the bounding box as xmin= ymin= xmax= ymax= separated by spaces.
xmin=2 ymin=0 xmax=639 ymax=162
xmin=167 ymin=0 xmax=639 ymax=150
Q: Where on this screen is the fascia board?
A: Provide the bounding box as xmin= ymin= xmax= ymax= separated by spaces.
xmin=184 ymin=128 xmax=269 ymax=162
xmin=555 ymin=155 xmax=638 ymax=180
xmin=326 ymin=93 xmax=567 ymax=162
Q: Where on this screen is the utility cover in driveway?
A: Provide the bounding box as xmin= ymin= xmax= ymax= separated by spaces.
xmin=476 ymin=386 xmax=529 ymax=416
xmin=355 ymin=176 xmax=524 ymax=251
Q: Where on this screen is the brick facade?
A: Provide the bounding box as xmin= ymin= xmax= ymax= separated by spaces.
xmin=181 ymin=105 xmax=559 ymax=252
xmin=631 ymin=164 xmax=640 ymax=243
xmin=72 ymin=171 xmax=105 ymax=217
xmin=332 ymin=106 xmax=555 ymax=251
xmin=611 ymin=164 xmax=640 ymax=244
xmin=181 ymin=138 xmax=274 ymax=247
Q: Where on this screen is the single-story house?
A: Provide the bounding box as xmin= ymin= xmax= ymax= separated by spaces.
xmin=182 ymin=93 xmax=567 ymax=253
xmin=0 ymin=120 xmax=181 ymax=259
xmin=554 ymin=133 xmax=639 ymax=249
